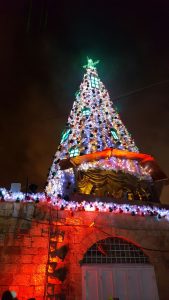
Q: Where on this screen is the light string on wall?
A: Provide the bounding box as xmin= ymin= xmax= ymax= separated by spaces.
xmin=0 ymin=188 xmax=169 ymax=221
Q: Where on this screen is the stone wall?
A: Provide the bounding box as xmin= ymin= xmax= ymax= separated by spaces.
xmin=0 ymin=202 xmax=169 ymax=300
xmin=0 ymin=202 xmax=49 ymax=299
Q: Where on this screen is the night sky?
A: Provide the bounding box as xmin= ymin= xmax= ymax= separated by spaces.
xmin=0 ymin=1 xmax=169 ymax=202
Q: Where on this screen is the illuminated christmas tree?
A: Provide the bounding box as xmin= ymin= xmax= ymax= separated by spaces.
xmin=46 ymin=58 xmax=165 ymax=201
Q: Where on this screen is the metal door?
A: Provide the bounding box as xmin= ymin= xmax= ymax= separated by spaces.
xmin=82 ymin=264 xmax=159 ymax=300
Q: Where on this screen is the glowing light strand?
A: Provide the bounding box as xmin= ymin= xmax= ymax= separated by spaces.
xmin=77 ymin=158 xmax=152 ymax=180
xmin=0 ymin=188 xmax=169 ymax=221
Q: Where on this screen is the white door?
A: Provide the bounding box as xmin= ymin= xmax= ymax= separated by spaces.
xmin=82 ymin=264 xmax=159 ymax=300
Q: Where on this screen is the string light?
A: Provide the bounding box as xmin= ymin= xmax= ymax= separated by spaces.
xmin=0 ymin=188 xmax=169 ymax=221
xmin=77 ymin=157 xmax=152 ymax=180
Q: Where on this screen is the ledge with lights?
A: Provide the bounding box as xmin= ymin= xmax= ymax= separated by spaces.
xmin=0 ymin=188 xmax=169 ymax=221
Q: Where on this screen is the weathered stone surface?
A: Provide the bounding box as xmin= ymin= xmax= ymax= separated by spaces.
xmin=14 ymin=274 xmax=31 ymax=285
xmin=0 ymin=202 xmax=169 ymax=300
xmin=32 ymin=254 xmax=48 ymax=263
xmin=0 ymin=273 xmax=13 ymax=285
xmin=30 ymin=274 xmax=46 ymax=285
xmin=22 ymin=237 xmax=32 ymax=247
xmin=23 ymin=204 xmax=35 ymax=219
xmin=20 ymin=263 xmax=37 ymax=274
xmin=20 ymin=255 xmax=33 ymax=263
xmin=1 ymin=263 xmax=19 ymax=274
xmin=12 ymin=203 xmax=21 ymax=217
xmin=34 ymin=285 xmax=45 ymax=297
xmin=36 ymin=264 xmax=46 ymax=274
xmin=5 ymin=246 xmax=22 ymax=255
xmin=31 ymin=236 xmax=49 ymax=248
xmin=17 ymin=285 xmax=35 ymax=299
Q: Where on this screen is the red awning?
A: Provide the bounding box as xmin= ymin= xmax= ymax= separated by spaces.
xmin=59 ymin=148 xmax=168 ymax=182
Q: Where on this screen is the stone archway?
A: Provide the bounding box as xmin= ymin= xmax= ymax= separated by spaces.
xmin=81 ymin=236 xmax=159 ymax=300
xmin=81 ymin=236 xmax=150 ymax=264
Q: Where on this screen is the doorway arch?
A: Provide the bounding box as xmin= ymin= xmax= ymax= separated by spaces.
xmin=82 ymin=236 xmax=149 ymax=264
xmin=81 ymin=237 xmax=159 ymax=300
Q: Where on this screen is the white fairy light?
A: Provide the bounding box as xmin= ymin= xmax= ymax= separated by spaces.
xmin=1 ymin=187 xmax=169 ymax=220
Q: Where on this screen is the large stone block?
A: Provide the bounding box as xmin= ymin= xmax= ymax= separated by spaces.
xmin=31 ymin=236 xmax=49 ymax=248
xmin=31 ymin=225 xmax=44 ymax=236
xmin=22 ymin=237 xmax=32 ymax=247
xmin=17 ymin=285 xmax=35 ymax=299
xmin=34 ymin=205 xmax=49 ymax=220
xmin=36 ymin=264 xmax=46 ymax=274
xmin=8 ymin=224 xmax=17 ymax=233
xmin=12 ymin=203 xmax=21 ymax=217
xmin=1 ymin=263 xmax=19 ymax=274
xmin=14 ymin=274 xmax=31 ymax=285
xmin=20 ymin=263 xmax=37 ymax=274
xmin=1 ymin=254 xmax=21 ymax=264
xmin=23 ymin=204 xmax=35 ymax=219
xmin=5 ymin=246 xmax=22 ymax=255
xmin=0 ymin=233 xmax=5 ymax=246
xmin=0 ymin=273 xmax=13 ymax=285
xmin=34 ymin=285 xmax=45 ymax=297
xmin=23 ymin=247 xmax=38 ymax=255
xmin=37 ymin=247 xmax=48 ymax=255
xmin=20 ymin=255 xmax=33 ymax=263
xmin=4 ymin=234 xmax=16 ymax=247
xmin=19 ymin=220 xmax=31 ymax=234
xmin=32 ymin=254 xmax=48 ymax=264
xmin=0 ymin=203 xmax=13 ymax=216
xmin=30 ymin=274 xmax=46 ymax=285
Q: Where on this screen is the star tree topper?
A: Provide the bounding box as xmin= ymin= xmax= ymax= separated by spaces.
xmin=83 ymin=57 xmax=100 ymax=69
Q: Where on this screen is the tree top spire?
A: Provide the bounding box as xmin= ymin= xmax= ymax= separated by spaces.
xmin=83 ymin=57 xmax=100 ymax=69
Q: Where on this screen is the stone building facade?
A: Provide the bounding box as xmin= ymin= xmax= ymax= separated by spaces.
xmin=0 ymin=201 xmax=169 ymax=300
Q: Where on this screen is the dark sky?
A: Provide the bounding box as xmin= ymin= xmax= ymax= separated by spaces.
xmin=0 ymin=0 xmax=169 ymax=200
